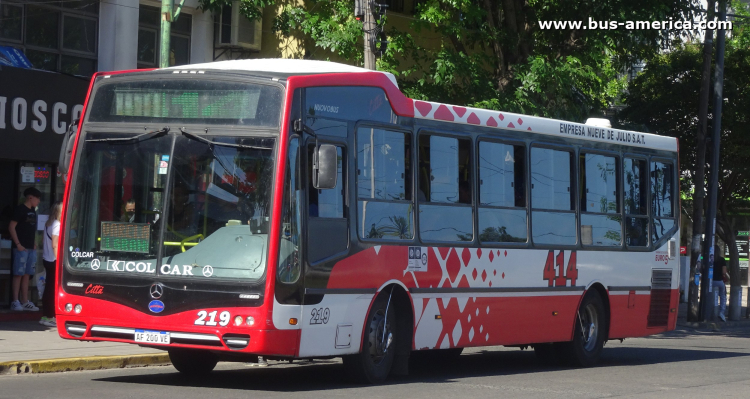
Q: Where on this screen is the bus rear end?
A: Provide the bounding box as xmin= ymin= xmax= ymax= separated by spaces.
xmin=56 ymin=69 xmax=296 ymax=373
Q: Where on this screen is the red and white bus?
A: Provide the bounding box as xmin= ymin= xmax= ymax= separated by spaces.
xmin=56 ymin=59 xmax=679 ymax=382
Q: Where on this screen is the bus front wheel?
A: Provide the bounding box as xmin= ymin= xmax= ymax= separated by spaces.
xmin=558 ymin=290 xmax=607 ymax=367
xmin=344 ymin=293 xmax=396 ymax=383
xmin=169 ymin=348 xmax=218 ymax=376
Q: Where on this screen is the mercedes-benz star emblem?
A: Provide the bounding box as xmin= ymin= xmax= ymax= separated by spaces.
xmin=150 ymin=283 xmax=164 ymax=299
xmin=202 ymin=265 xmax=214 ymax=277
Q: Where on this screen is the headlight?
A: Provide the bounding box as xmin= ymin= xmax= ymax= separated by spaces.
xmin=246 ymin=316 xmax=255 ymax=326
xmin=65 ymin=303 xmax=73 ymax=312
xmin=74 ymin=304 xmax=82 ymax=313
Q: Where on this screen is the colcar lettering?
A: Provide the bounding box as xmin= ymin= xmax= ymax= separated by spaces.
xmin=107 ymin=260 xmax=155 ymax=273
xmin=160 ymin=264 xmax=195 ymax=276
xmin=70 ymin=251 xmax=94 ymax=259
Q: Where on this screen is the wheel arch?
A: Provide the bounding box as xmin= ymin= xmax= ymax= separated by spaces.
xmin=357 ymin=283 xmax=414 ymax=376
xmin=583 ymin=282 xmax=610 ymax=341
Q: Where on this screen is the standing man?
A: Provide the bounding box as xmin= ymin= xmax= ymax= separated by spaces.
xmin=712 ymin=245 xmax=729 ymax=322
xmin=9 ymin=187 xmax=41 ymax=311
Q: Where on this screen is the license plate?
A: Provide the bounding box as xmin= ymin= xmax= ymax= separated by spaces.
xmin=134 ymin=329 xmax=170 ymax=345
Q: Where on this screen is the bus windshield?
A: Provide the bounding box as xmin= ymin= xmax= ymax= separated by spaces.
xmin=66 ymin=131 xmax=276 ymax=282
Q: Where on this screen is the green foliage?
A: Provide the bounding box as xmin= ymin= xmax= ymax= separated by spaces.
xmin=198 ymin=0 xmax=700 ymax=121
xmin=619 ymin=0 xmax=750 ymax=242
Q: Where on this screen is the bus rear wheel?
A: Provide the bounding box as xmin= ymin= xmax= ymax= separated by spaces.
xmin=558 ymin=290 xmax=607 ymax=367
xmin=344 ymin=293 xmax=396 ymax=383
xmin=169 ymin=348 xmax=218 ymax=376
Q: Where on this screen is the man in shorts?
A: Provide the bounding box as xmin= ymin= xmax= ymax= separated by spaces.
xmin=9 ymin=187 xmax=41 ymax=311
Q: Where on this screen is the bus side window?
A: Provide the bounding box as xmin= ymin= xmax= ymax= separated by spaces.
xmin=356 ymin=127 xmax=414 ymax=241
xmin=623 ymin=157 xmax=648 ymax=247
xmin=418 ymin=134 xmax=473 ymax=242
xmin=579 ymin=152 xmax=621 ymax=247
xmin=651 ymin=160 xmax=675 ymax=244
xmin=530 ymin=146 xmax=576 ymax=246
xmin=477 ymin=141 xmax=527 ymax=244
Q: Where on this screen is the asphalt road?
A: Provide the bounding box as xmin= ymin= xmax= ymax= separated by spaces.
xmin=2 ymin=326 xmax=750 ymax=399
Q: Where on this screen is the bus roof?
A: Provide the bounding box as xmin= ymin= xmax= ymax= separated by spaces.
xmin=166 ymin=58 xmax=399 ymax=88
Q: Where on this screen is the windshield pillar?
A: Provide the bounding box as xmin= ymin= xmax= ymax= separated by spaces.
xmin=154 ymin=131 xmax=177 ymax=269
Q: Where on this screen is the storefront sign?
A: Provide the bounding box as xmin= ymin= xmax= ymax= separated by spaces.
xmin=0 ymin=66 xmax=89 ymax=163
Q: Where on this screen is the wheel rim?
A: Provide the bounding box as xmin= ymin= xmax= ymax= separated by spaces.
xmin=579 ymin=303 xmax=599 ymax=352
xmin=367 ymin=309 xmax=392 ymax=365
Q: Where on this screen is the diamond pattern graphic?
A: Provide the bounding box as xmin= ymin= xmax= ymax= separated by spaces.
xmin=453 ymin=106 xmax=467 ymax=118
xmin=467 ymin=112 xmax=481 ymax=125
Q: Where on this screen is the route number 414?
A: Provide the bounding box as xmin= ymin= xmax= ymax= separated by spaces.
xmin=543 ymin=250 xmax=578 ymax=287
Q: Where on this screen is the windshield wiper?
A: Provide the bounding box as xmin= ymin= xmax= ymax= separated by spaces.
xmin=180 ymin=128 xmax=273 ymax=151
xmin=86 ymin=127 xmax=170 ymax=143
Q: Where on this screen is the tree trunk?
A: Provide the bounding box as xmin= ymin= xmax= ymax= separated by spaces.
xmin=686 ymin=0 xmax=716 ymax=322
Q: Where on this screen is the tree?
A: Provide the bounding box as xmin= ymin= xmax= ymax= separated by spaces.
xmin=199 ymin=0 xmax=701 ymax=121
xmin=619 ymin=19 xmax=750 ymax=308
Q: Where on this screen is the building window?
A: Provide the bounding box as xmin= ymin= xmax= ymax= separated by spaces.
xmin=0 ymin=1 xmax=98 ymax=76
xmin=137 ymin=5 xmax=191 ymax=68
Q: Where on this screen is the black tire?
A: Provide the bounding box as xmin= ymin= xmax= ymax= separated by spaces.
xmin=169 ymin=348 xmax=218 ymax=376
xmin=557 ymin=290 xmax=607 ymax=367
xmin=343 ymin=293 xmax=397 ymax=383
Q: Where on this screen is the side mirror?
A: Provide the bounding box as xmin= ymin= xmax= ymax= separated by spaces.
xmin=58 ymin=119 xmax=78 ymax=181
xmin=313 ymin=144 xmax=338 ymax=189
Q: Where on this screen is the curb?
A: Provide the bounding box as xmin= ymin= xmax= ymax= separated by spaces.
xmin=677 ymin=320 xmax=750 ymax=330
xmin=0 ymin=353 xmax=171 ymax=375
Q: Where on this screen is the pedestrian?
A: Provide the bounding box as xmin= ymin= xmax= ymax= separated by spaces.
xmin=40 ymin=201 xmax=62 ymax=327
xmin=712 ymin=246 xmax=729 ymax=322
xmin=8 ymin=187 xmax=41 ymax=312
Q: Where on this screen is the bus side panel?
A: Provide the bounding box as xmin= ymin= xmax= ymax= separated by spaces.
xmin=326 ymin=246 xmax=582 ymax=349
xmin=608 ymin=291 xmax=652 ymax=339
xmin=297 ymin=294 xmax=374 ymax=357
xmin=411 ymin=293 xmax=579 ymax=349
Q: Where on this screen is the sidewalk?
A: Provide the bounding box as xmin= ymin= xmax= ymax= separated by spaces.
xmin=0 ymin=319 xmax=168 ymax=375
xmin=675 ymin=300 xmax=750 ymax=329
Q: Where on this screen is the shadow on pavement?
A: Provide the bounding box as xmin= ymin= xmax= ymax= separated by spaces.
xmin=93 ymin=345 xmax=749 ymax=392
xmin=0 ymin=321 xmax=53 ymax=332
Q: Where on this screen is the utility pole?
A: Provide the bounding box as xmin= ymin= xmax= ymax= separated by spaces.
xmin=159 ymin=0 xmax=185 ymax=68
xmin=363 ymin=1 xmax=376 ymax=70
xmin=687 ymin=0 xmax=716 ymax=322
xmin=160 ymin=0 xmax=173 ymax=68
xmin=700 ymin=0 xmax=727 ymax=322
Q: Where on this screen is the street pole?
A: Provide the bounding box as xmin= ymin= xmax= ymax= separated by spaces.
xmin=687 ymin=0 xmax=715 ymax=322
xmin=160 ymin=0 xmax=174 ymax=68
xmin=699 ymin=0 xmax=727 ymax=322
xmin=363 ymin=1 xmax=376 ymax=70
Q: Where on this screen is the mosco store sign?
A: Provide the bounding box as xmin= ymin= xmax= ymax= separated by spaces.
xmin=0 ymin=66 xmax=89 ymax=163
